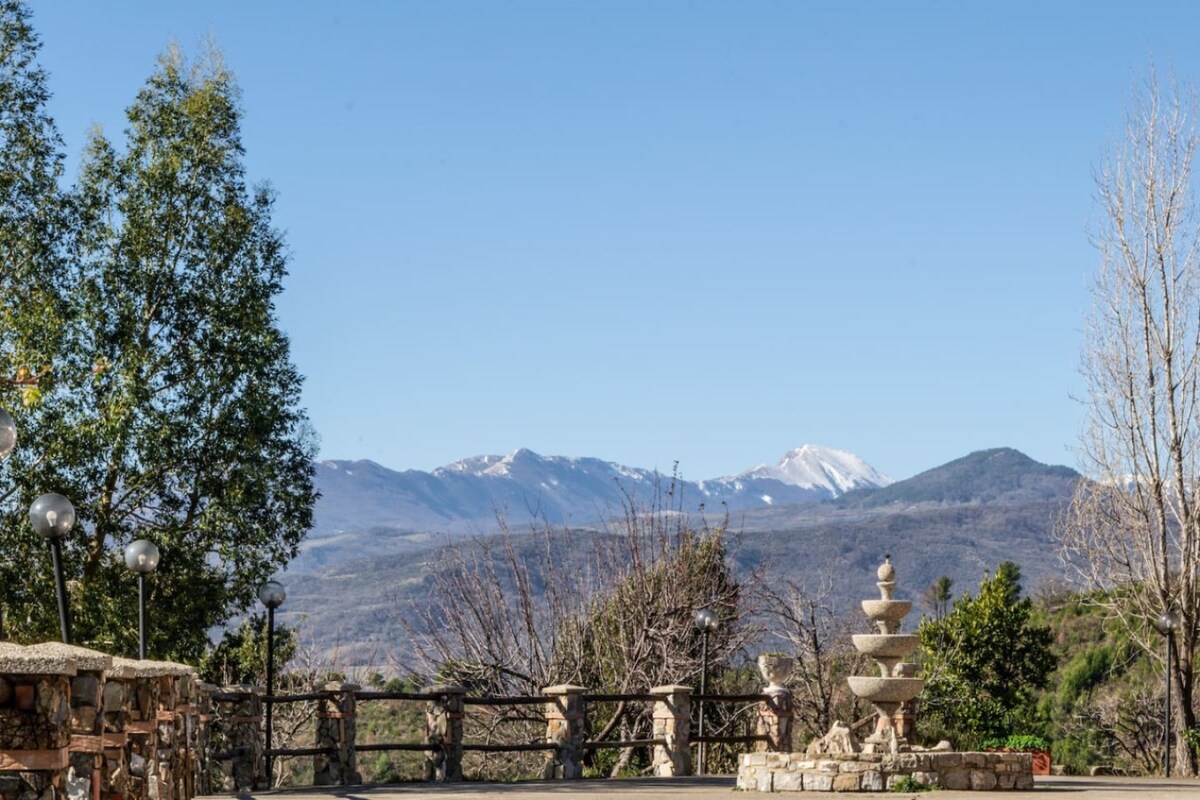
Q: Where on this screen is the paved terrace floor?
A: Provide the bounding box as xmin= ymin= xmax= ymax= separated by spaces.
xmin=205 ymin=775 xmax=1199 ymax=800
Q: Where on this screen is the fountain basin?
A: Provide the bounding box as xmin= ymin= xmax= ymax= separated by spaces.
xmin=861 ymin=599 xmax=912 ymax=622
xmin=847 ymin=676 xmax=924 ymax=704
xmin=852 ymin=634 xmax=920 ymax=659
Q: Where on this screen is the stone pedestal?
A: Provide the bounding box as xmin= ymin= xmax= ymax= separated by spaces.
xmin=314 ymin=682 xmax=360 ymax=786
xmin=542 ymin=685 xmax=586 ymax=780
xmin=756 ymin=689 xmax=793 ymax=753
xmin=210 ymin=685 xmax=261 ymax=792
xmin=0 ymin=643 xmax=77 ymax=800
xmin=649 ymin=685 xmax=692 ymax=776
xmin=423 ymin=684 xmax=464 ymax=782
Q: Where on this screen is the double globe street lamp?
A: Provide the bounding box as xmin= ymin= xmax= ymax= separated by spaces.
xmin=8 ymin=406 xmax=158 ymax=655
xmin=4 ymin=406 xmax=79 ymax=645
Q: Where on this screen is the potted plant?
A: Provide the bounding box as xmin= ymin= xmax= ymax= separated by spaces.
xmin=983 ymin=734 xmax=1051 ymax=775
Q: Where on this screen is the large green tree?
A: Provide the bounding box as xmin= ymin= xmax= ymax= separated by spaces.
xmin=918 ymin=562 xmax=1056 ymax=747
xmin=1 ymin=40 xmax=316 ymax=660
xmin=0 ymin=0 xmax=74 ymax=638
xmin=0 ymin=0 xmax=68 ymax=343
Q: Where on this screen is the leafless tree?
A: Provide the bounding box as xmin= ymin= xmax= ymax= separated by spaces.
xmin=1068 ymin=686 xmax=1166 ymax=775
xmin=395 ymin=483 xmax=754 ymax=777
xmin=1058 ymin=71 xmax=1200 ymax=775
xmin=759 ymin=576 xmax=869 ymax=742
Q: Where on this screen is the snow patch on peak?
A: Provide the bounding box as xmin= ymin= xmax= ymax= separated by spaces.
xmin=731 ymin=444 xmax=890 ymax=497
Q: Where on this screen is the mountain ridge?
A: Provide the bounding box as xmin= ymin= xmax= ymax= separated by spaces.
xmin=311 ymin=444 xmax=891 ymax=537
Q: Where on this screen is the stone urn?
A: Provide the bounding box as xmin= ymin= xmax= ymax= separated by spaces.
xmin=757 ymin=653 xmax=795 ymax=693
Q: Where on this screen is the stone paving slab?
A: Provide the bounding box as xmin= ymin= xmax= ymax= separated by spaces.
xmin=200 ymin=775 xmax=1199 ymax=800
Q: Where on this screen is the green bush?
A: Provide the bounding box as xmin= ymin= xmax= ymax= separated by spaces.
xmin=981 ymin=734 xmax=1049 ymax=751
xmin=891 ymin=775 xmax=937 ymax=792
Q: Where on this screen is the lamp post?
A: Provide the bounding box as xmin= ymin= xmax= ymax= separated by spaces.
xmin=694 ymin=607 xmax=719 ymax=776
xmin=1154 ymin=609 xmax=1181 ymax=777
xmin=259 ymin=580 xmax=286 ymax=789
xmin=124 ymin=539 xmax=160 ymax=659
xmin=30 ymin=492 xmax=75 ymax=644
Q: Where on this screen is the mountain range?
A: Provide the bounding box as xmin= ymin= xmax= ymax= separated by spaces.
xmin=282 ymin=445 xmax=1082 ymax=665
xmin=311 ymin=444 xmax=890 ymax=536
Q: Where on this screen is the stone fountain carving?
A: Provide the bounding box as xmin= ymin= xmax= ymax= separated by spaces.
xmin=846 ymin=555 xmax=923 ymax=754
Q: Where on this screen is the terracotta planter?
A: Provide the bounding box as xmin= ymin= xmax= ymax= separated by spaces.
xmin=987 ymin=747 xmax=1050 ymax=776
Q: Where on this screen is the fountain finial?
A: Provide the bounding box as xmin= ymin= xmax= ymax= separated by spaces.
xmin=877 ymin=555 xmax=895 ymax=582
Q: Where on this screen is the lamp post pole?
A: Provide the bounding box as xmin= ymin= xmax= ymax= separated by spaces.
xmin=1155 ymin=610 xmax=1180 ymax=777
xmin=258 ymin=580 xmax=287 ymax=789
xmin=30 ymin=493 xmax=76 ymax=644
xmin=124 ymin=540 xmax=161 ymax=659
xmin=1165 ymin=628 xmax=1173 ymax=778
xmin=694 ymin=608 xmax=718 ymax=776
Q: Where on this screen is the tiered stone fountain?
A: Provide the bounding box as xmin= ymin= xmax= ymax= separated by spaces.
xmin=736 ymin=555 xmax=1037 ymax=791
xmin=846 ymin=555 xmax=923 ymax=753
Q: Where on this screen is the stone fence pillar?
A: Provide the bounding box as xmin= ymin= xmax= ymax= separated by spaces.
xmin=542 ymin=685 xmax=586 ymax=780
xmin=314 ymin=682 xmax=360 ymax=786
xmin=756 ymin=688 xmax=793 ymax=753
xmin=103 ymin=659 xmax=139 ymax=800
xmin=192 ymin=683 xmax=217 ymax=796
xmin=210 ymin=685 xmax=261 ymax=792
xmin=25 ymin=643 xmax=114 ymax=800
xmin=650 ymin=685 xmax=692 ymax=776
xmin=0 ymin=642 xmax=76 ymax=800
xmin=149 ymin=664 xmax=195 ymax=800
xmin=165 ymin=666 xmax=196 ymax=800
xmin=423 ymin=684 xmax=464 ymax=782
xmin=123 ymin=662 xmax=167 ymax=800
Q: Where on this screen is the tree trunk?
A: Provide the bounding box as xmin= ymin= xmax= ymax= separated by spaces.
xmin=1172 ymin=655 xmax=1197 ymax=775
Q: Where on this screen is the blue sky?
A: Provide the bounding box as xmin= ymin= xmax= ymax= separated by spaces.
xmin=28 ymin=2 xmax=1199 ymax=481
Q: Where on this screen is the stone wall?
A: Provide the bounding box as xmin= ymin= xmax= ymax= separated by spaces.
xmin=0 ymin=643 xmax=76 ymax=800
xmin=737 ymin=751 xmax=1035 ymax=792
xmin=1 ymin=645 xmax=210 ymax=800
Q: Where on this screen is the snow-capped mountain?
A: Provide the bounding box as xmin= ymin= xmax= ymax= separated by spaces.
xmin=310 ymin=445 xmax=891 ymax=537
xmin=706 ymin=444 xmax=892 ymax=503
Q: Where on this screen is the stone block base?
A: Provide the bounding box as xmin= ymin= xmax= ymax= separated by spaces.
xmin=736 ymin=751 xmax=1034 ymax=792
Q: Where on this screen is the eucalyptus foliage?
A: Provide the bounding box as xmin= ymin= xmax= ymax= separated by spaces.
xmin=1 ymin=23 xmax=316 ymax=660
